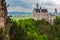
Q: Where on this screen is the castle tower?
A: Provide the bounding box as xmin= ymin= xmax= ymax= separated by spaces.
xmin=40 ymin=7 xmax=42 ymax=9
xmin=40 ymin=7 xmax=42 ymax=11
xmin=55 ymin=8 xmax=57 ymax=16
xmin=36 ymin=3 xmax=39 ymax=9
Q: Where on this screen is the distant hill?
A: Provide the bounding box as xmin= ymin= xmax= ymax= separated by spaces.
xmin=8 ymin=12 xmax=32 ymax=17
xmin=8 ymin=12 xmax=60 ymax=17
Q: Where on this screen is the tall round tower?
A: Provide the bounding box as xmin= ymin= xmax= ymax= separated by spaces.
xmin=36 ymin=3 xmax=39 ymax=9
xmin=55 ymin=8 xmax=57 ymax=16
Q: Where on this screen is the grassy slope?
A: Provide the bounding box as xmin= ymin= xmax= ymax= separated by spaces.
xmin=10 ymin=16 xmax=33 ymax=20
xmin=11 ymin=16 xmax=60 ymax=20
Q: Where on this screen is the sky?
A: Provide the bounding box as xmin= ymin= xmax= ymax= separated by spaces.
xmin=6 ymin=0 xmax=60 ymax=12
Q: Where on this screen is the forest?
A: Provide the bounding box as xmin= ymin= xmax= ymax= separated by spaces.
xmin=0 ymin=16 xmax=60 ymax=40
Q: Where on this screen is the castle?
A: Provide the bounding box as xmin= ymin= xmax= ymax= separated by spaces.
xmin=33 ymin=3 xmax=57 ymax=24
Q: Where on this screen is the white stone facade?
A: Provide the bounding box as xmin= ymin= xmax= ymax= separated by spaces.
xmin=33 ymin=3 xmax=57 ymax=24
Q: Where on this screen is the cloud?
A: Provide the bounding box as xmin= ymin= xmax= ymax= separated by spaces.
xmin=7 ymin=6 xmax=33 ymax=12
xmin=6 ymin=0 xmax=60 ymax=12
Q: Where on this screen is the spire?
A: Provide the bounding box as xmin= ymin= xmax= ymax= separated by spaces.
xmin=55 ymin=8 xmax=57 ymax=13
xmin=36 ymin=3 xmax=39 ymax=9
xmin=55 ymin=8 xmax=57 ymax=16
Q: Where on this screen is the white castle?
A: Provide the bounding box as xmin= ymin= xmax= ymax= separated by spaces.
xmin=33 ymin=3 xmax=57 ymax=24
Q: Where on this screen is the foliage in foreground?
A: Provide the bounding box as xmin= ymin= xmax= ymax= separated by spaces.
xmin=0 ymin=16 xmax=60 ymax=40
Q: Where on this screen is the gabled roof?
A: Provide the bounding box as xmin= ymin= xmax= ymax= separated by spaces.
xmin=34 ymin=9 xmax=48 ymax=13
xmin=34 ymin=9 xmax=40 ymax=13
xmin=41 ymin=9 xmax=48 ymax=12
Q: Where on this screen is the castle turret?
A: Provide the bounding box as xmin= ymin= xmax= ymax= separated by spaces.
xmin=36 ymin=3 xmax=39 ymax=9
xmin=40 ymin=7 xmax=42 ymax=9
xmin=40 ymin=7 xmax=42 ymax=11
xmin=55 ymin=8 xmax=57 ymax=16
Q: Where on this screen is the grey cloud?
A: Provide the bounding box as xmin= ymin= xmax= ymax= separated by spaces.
xmin=40 ymin=1 xmax=55 ymax=6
